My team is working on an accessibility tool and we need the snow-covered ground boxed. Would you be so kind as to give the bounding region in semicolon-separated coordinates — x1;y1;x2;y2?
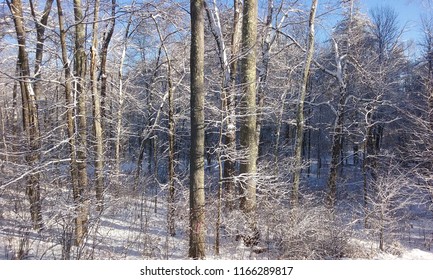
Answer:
1;162;433;260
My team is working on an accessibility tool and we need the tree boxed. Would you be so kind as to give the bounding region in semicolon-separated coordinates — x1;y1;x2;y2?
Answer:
90;0;105;212
189;0;206;259
239;0;258;237
256;0;288;155
370;5;399;63
204;0;244;253
363;5;402;214
0;0;430;261
56;0;79;247
292;0;318;207
152;13;177;237
226;0;242;211
421;15;433;128
73;0;89;245
364;162;417;251
29;0;54;101
100;0;116;131
315;1;373;209
204;0;241;213
6;0;48;231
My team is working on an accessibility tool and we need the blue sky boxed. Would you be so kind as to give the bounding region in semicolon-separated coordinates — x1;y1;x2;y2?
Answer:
359;0;427;44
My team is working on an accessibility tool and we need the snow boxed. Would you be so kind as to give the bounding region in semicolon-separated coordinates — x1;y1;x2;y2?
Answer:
1;163;433;260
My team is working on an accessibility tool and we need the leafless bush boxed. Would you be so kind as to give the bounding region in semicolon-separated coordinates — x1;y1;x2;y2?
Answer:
275;204;353;259
59;217;74;260
365;162;423;251
4;229;31;260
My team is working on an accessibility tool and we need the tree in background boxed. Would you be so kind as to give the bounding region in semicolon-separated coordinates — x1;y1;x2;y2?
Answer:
0;0;431;260
292;0;318;207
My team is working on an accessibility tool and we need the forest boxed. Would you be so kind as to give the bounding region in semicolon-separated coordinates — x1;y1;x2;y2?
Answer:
1;0;433;260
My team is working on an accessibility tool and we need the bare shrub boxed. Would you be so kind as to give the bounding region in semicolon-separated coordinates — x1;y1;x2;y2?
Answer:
365;162;423;251
276;204;353;259
4;229;31;260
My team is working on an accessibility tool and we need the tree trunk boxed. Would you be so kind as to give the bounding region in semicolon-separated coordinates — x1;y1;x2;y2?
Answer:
189;0;206;259
326;85;347;209
90;0;105;212
12;62;19;145
100;0;116;138
256;1;289;157
115;14;130;196
153;15;176;237
73;0;89;246
167;65;176;236
274;88;289;173
292;0;318;207
205;0;241;212
239;0;258;235
29;0;54;101
7;0;43;231
255;0;273;155
204;0;239;249
56;0;79;228
223;0;242;212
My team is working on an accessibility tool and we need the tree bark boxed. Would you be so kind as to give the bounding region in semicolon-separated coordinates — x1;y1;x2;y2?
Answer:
256;1;288;155
326;85;347;209
7;0;43;231
73;0;89;246
292;0;318;207
56;0;79;226
114;10;130;196
189;0;206;259
224;0;242;212
256;0;273;154
90;0;105;212
167;62;176;236
100;0;116;135
29;0;54;101
204;0;241;212
153;15;176;237
239;0;258;234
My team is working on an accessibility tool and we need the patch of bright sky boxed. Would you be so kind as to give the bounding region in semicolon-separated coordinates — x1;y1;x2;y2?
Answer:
360;0;426;43
313;0;430;57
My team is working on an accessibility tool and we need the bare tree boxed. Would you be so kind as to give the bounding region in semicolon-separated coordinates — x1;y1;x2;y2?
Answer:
6;0;44;230
189;0;206;259
205;0;242;212
370;5;399;63
256;0;288;154
421;15;433;128
292;0;318;207
204;0;245;253
152;13;177;237
239;0;259;240
113;1;131;195
73;0;90;245
56;0;79;240
100;0;116;129
365;161;418;251
363;5;402;216
90;0;105;212
29;0;54;100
